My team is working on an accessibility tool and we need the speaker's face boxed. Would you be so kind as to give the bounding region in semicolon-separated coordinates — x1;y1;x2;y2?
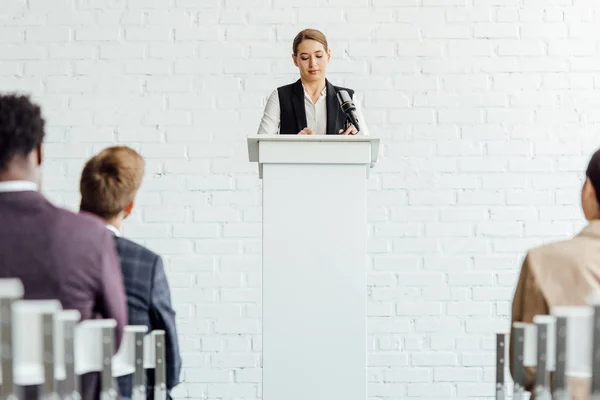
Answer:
293;40;331;82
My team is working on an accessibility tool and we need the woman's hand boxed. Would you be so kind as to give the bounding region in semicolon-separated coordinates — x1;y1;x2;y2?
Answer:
298;128;314;135
339;125;358;135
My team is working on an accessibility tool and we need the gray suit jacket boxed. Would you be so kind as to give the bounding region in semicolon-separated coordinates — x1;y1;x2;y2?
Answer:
113;235;181;399
0;190;128;399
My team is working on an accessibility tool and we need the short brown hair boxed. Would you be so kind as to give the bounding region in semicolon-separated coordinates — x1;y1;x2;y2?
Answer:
80;146;145;219
292;29;328;55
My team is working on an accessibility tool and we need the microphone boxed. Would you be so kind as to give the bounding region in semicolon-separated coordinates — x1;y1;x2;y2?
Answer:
336;89;360;132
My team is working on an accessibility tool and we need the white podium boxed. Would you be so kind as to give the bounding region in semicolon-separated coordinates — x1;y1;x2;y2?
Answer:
247;135;379;400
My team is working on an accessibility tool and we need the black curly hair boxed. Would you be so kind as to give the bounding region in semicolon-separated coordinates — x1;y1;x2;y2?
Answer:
0;93;45;172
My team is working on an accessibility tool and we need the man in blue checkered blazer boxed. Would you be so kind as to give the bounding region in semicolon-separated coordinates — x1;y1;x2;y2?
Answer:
79;146;182;400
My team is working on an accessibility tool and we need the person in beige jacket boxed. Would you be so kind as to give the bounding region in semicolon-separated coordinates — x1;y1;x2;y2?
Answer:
510;150;600;399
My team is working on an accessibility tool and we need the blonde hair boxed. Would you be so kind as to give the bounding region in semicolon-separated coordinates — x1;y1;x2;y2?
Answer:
292;28;328;55
79;146;145;219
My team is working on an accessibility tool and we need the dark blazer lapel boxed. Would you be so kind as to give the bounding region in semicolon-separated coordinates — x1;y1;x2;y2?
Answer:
291;79;307;133
326;79;340;135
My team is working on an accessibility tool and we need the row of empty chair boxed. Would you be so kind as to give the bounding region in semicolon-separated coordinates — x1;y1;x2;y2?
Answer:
495;296;600;399
0;279;167;400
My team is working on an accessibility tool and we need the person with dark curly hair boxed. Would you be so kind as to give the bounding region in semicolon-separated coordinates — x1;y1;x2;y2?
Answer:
0;94;45;182
0;93;128;400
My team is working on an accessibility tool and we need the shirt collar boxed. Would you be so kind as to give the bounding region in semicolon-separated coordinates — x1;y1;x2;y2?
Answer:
301;83;327;98
0;180;38;193
105;224;121;237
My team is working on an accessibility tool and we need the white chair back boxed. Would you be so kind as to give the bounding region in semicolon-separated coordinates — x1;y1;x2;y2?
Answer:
54;309;81;399
0;278;24;395
74;319;116;375
54;310;81;380
532;315;554;399
12;300;62;388
75;319;117;399
513;322;537;367
0;279;170;400
0;279;24;298
551;305;593;378
143;333;156;370
587;292;600;395
533;315;556;371
497;305;600;398
587;290;600;305
113;325;148;378
511;322;527;399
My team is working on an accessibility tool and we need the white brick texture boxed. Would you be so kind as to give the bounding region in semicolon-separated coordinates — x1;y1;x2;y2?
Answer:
2;1;599;399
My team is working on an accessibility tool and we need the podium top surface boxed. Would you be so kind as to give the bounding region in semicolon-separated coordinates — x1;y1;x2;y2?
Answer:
247;134;380;164
247;134;377;143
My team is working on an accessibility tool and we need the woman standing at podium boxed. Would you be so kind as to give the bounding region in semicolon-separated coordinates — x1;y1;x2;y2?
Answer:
256;29;370;136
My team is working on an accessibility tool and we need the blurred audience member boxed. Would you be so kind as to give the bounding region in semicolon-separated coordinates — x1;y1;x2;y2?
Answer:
510;149;600;398
0;94;127;399
80;146;181;400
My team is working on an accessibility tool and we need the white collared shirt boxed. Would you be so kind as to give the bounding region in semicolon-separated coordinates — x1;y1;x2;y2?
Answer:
105;224;121;237
256;85;370;136
0;180;37;193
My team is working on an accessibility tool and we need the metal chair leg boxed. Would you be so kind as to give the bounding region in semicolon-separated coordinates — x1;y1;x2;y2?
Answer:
153;332;166;400
512;326;525;400
495;333;506;400
100;327;117;400
132;331;146;400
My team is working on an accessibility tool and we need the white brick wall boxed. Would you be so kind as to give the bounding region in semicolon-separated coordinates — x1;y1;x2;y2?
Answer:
3;1;600;399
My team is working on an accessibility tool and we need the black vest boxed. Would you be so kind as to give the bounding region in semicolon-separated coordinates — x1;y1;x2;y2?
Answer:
277;79;355;135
